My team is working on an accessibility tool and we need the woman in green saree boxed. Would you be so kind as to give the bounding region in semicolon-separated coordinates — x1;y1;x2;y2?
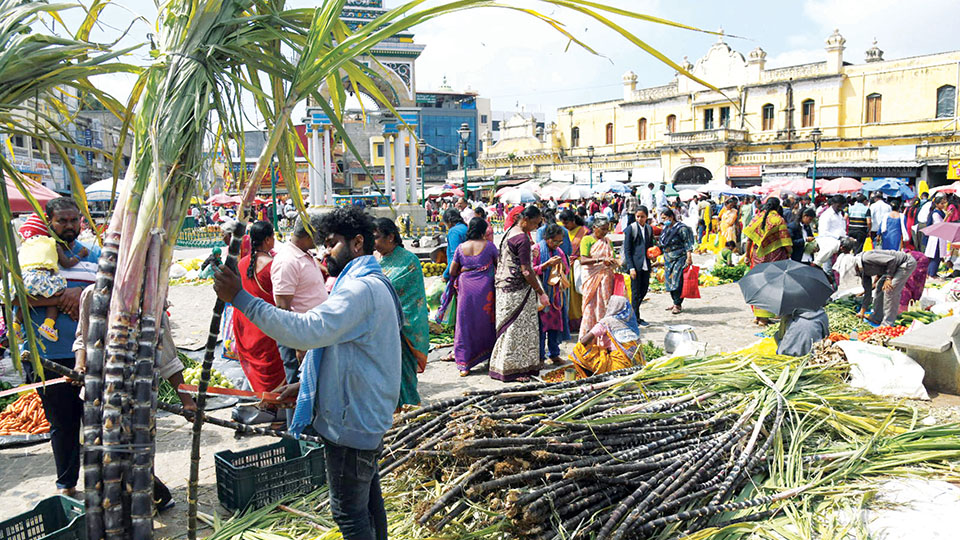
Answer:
374;218;430;408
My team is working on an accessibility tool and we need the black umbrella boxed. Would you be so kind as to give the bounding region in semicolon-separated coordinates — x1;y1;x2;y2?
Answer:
738;259;833;316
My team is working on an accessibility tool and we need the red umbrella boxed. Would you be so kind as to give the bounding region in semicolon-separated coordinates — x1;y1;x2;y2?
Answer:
6;176;60;214
821;177;863;195
921;222;960;243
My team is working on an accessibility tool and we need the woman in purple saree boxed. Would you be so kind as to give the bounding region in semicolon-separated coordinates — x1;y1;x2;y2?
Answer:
444;218;498;376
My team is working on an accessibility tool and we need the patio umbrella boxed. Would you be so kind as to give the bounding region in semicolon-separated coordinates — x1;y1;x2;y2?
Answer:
84;177;121;202
862;178;915;199
495;186;517;198
6;175;59;213
930;181;960;194
593;181;631;194
559;185;594;200
738;259;833;316
820;177;863;195
678;189;700;202
206;193;242;206
921;222;960;244
499;188;539;204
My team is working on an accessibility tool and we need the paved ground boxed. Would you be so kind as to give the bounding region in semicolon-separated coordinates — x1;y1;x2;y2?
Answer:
2;249;956;538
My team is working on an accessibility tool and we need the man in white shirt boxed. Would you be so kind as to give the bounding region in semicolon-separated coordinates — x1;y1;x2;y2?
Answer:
654;184;668;214
869;193;891;242
639;183;655;210
456;197;475;223
814;196;848;275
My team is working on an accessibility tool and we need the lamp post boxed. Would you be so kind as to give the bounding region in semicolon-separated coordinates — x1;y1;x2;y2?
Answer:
587;145;595;188
417;137;427;206
458;122;471;197
810;127;822;200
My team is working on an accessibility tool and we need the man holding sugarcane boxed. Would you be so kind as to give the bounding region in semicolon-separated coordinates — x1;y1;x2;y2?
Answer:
18;197;99;497
214;206;402;540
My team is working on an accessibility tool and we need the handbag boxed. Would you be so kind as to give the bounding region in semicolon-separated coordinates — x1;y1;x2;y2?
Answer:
681;265;701;299
548;264;570;290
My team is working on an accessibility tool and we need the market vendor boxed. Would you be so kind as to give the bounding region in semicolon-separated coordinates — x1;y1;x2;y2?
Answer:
774;308;829;356
569;297;643;378
842;239;918;326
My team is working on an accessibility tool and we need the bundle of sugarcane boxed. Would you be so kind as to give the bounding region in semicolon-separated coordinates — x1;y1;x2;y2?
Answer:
360;353;960;540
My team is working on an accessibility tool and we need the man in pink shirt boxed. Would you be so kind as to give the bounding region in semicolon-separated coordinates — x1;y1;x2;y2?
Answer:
272;213;329;386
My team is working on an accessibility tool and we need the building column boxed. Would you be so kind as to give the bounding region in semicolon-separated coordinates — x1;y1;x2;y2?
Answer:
395;130;407;204
319;126;329;205
408;131;418;204
383;134;393;201
323;127;333;205
308;127;318;206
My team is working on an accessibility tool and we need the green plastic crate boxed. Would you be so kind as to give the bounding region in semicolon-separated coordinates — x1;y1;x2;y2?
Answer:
215;438;325;512
0;496;85;540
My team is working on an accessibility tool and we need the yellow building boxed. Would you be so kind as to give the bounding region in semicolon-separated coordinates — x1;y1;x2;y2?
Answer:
479;30;960;188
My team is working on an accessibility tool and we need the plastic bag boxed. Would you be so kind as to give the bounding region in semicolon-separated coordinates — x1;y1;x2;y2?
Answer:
426;279;444;310
573;260;584;294
681;265;701;299
836;340;929;400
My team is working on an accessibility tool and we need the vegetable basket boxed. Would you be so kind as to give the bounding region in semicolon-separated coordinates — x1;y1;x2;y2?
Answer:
0;496;85;540
215;439;325;512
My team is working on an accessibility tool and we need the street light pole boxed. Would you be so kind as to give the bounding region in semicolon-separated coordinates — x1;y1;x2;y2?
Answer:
587;145;595;189
418;138;427;206
811;127;822;201
457;122;472;198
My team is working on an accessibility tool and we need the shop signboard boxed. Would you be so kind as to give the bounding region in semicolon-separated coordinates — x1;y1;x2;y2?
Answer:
949;159;960;180
726;165;761;178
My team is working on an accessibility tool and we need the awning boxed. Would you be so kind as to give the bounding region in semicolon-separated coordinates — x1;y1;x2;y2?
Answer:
806;161;921;179
493;168;510;177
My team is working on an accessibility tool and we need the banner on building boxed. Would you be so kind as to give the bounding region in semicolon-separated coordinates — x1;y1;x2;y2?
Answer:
726;165;762;178
949;159;960;180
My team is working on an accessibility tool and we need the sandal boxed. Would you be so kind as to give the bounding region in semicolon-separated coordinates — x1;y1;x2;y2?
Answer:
459;370;469;377
440;355;456;362
671;306;682;315
549;356;564;365
515;376;531;383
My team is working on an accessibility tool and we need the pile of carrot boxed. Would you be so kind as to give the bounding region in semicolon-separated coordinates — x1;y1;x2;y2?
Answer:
0;391;50;435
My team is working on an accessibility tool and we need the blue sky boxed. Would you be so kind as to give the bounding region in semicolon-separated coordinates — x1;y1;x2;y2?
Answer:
69;0;960;122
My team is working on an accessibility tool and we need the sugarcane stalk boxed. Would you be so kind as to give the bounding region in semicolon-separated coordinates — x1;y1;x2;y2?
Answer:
187;222;244;540
130;232;162;538
159;402;323;444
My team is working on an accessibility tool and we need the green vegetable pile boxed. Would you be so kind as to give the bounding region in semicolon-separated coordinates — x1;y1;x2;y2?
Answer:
640;340;665;361
429;324;454;346
710;264;748;283
0;381;17;411
762;299;871;337
896;309;941;327
158;353;235;404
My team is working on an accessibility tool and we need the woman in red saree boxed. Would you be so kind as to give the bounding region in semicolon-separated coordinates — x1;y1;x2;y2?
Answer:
233;221;286;393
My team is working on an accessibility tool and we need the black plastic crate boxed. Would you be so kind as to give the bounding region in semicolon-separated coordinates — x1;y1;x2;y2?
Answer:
215;438;325;512
0;496;85;540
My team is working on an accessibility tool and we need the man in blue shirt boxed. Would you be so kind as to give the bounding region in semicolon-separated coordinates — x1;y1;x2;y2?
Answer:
214;207;402;540
21;197;101;496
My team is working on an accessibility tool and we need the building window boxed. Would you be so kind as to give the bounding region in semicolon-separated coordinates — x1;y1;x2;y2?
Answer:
12;134;24;148
801;99;815;128
866;93;882;123
666;114;676;133
376;143;383;158
937;85;956;118
605;123;614;145
719;106;730;128
480;114;488;124
637;118;647;140
703;109;714;130
762;104;775;130
571;127;580;147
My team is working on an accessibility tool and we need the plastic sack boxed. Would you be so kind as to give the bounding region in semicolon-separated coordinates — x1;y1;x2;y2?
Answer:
426;279;445;310
681;265;701;299
836;340;929;400
169;263;187;278
573;260;584;294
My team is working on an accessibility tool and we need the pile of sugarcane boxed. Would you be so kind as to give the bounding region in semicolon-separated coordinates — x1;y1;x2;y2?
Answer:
360;353;960;540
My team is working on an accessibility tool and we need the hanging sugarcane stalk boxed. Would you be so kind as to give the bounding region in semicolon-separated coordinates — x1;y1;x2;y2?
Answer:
187;225;244;540
81;224;120;540
130;232;163;538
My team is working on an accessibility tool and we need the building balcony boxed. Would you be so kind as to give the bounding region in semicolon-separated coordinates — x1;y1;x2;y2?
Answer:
729;146;878;166
916;141;960;163
666;128;747;146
